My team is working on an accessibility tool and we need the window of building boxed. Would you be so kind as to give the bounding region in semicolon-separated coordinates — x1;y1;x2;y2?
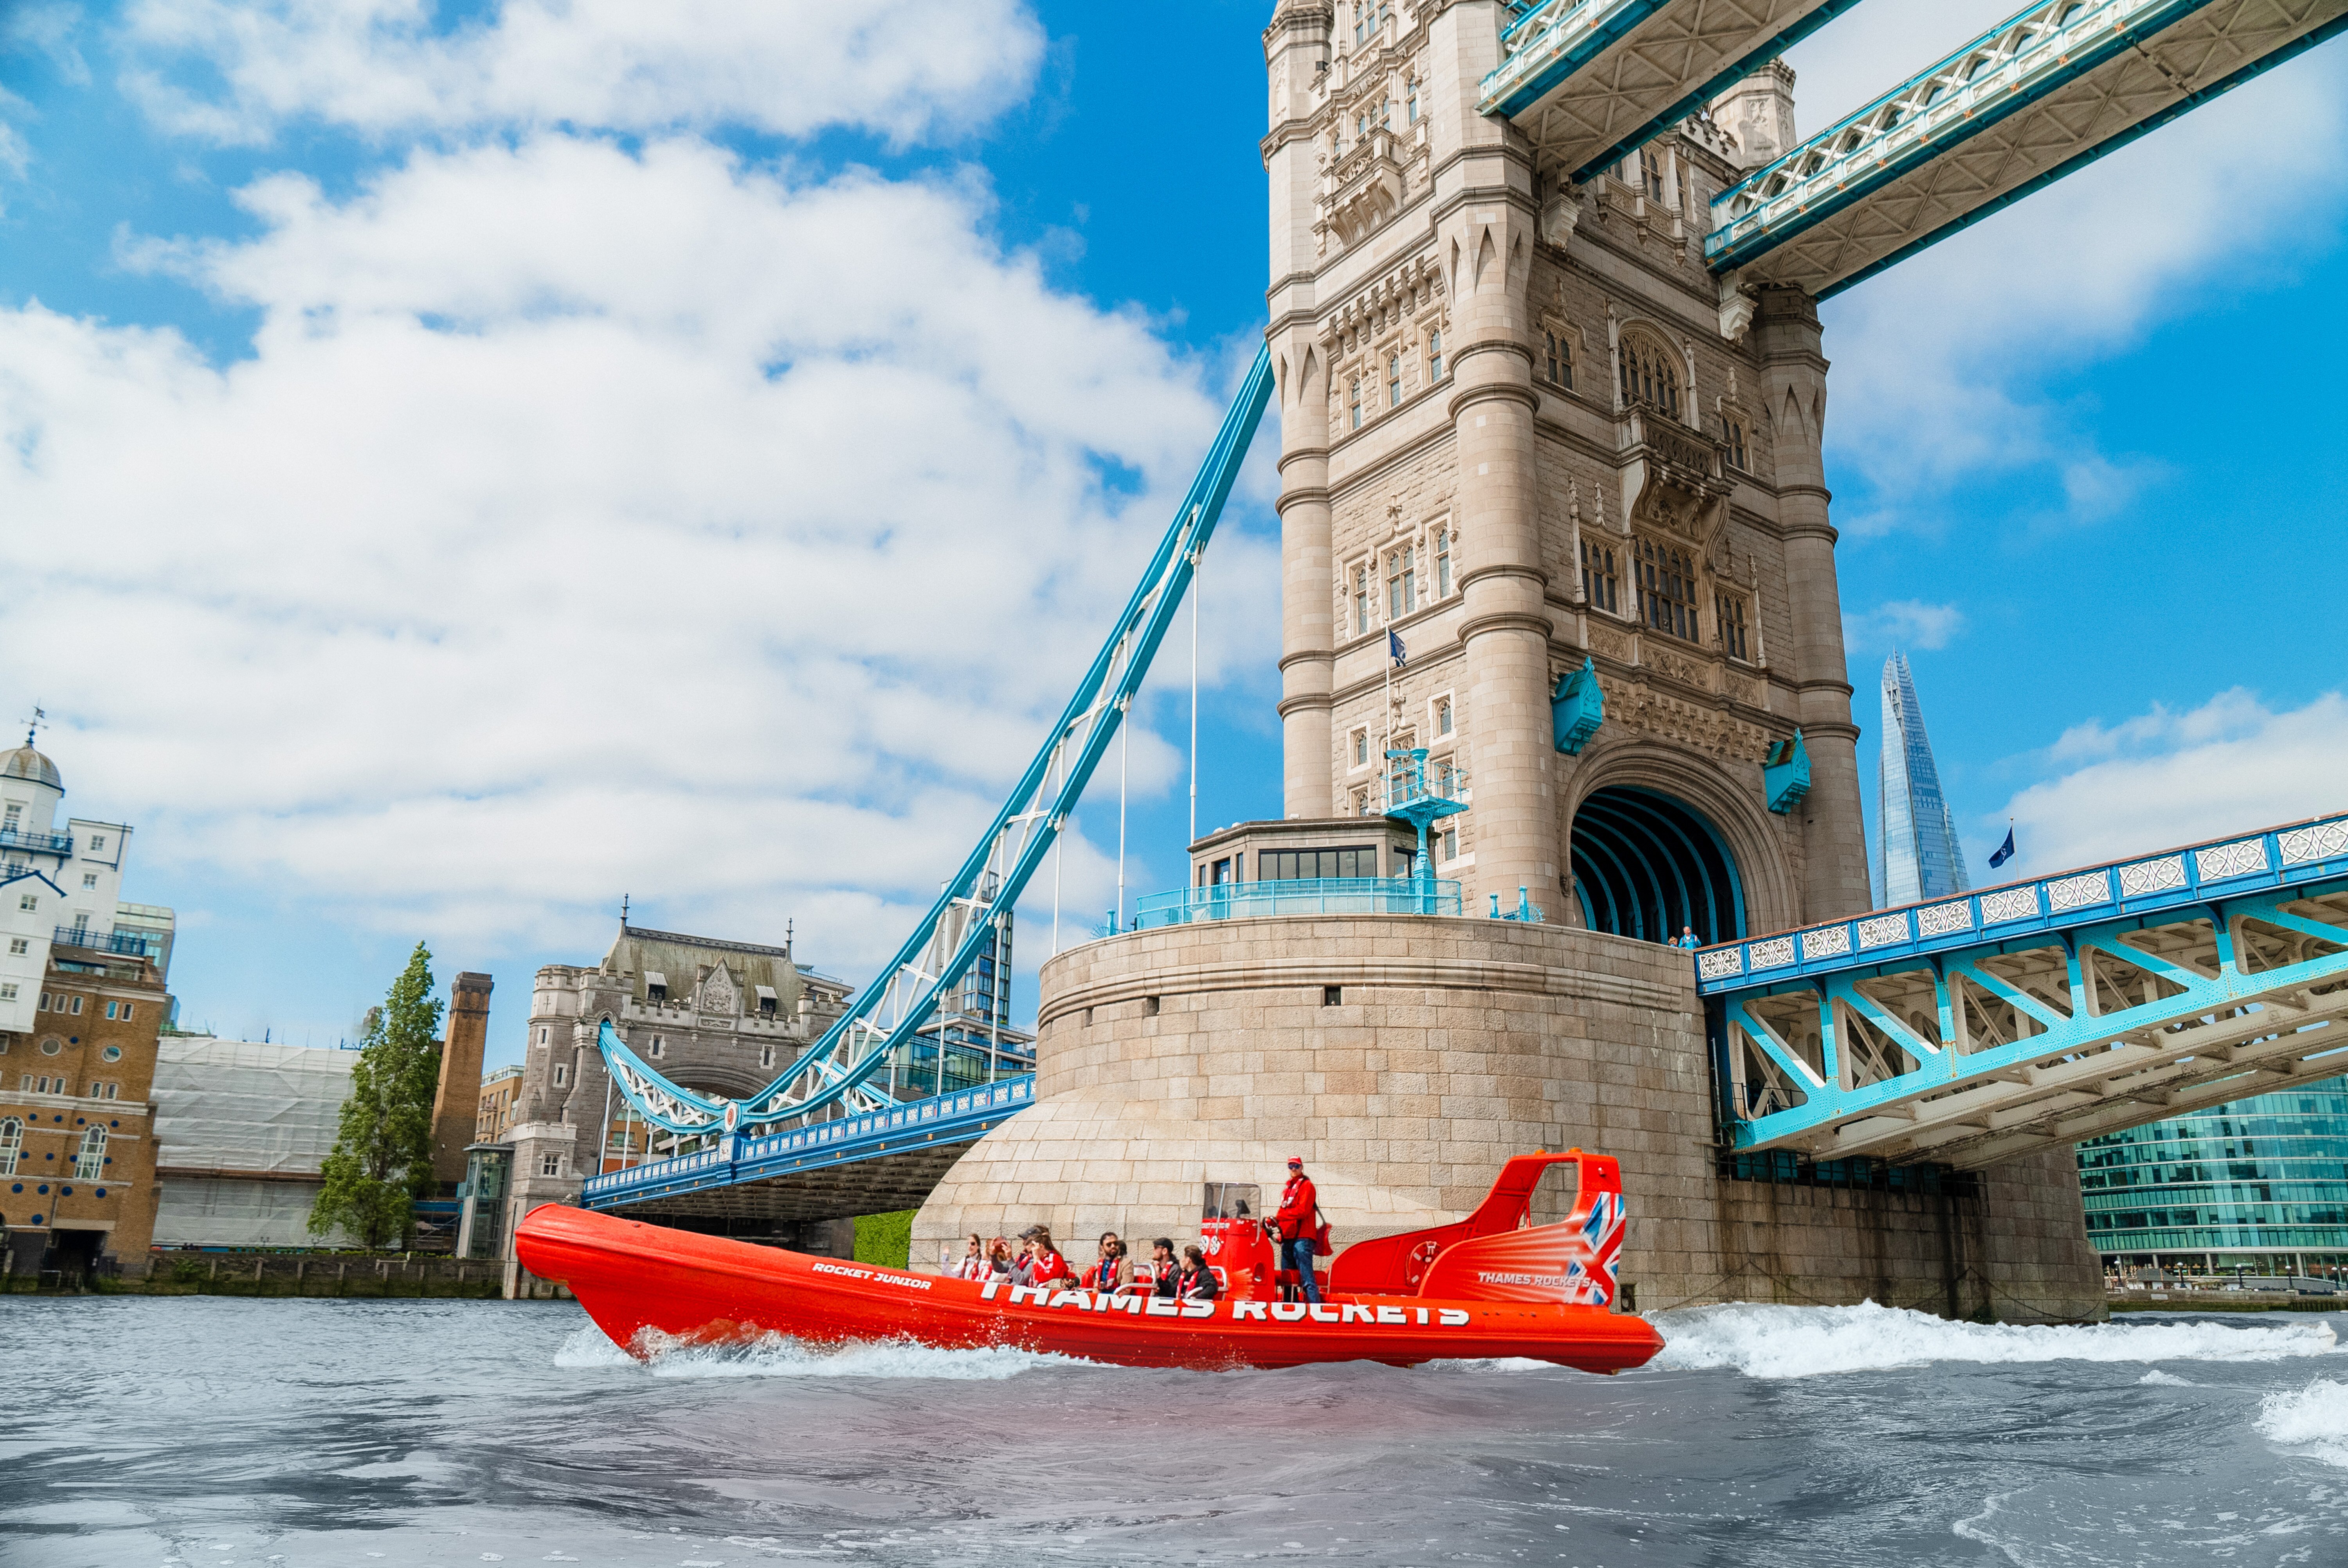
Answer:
1353;788;1372;817
1352;729;1370;768
1352;564;1371;634
1440;827;1460;863
1718;594;1750;661
18;894;34;912
81;874;97;890
7;938;24;955
1722;413;1749;470
1436;697;1453;736
1353;2;1368;44
119;1004;132;1022
1618;334;1682;418
1426;331;1444;383
92;1081;117;1100
40;1036;60;1056
1644;155;1668;205
761;1044;775;1069
1636;538;1698;641
1386;545;1415;620
1581;539;1619;614
0;1116;19;1174
67;996;82;1016
2;804;17;827
0;984;13;1003
648;1036;664;1058
1406;80;1418;123
1349;377;1363;429
89;834;105;850
540;1153;562;1177
1435;529;1452;597
1259;845;1380;881
36;992;49;1011
1387;352;1402;408
101;1045;120;1062
552;1063;568;1088
538;1027;548;1045
74;1126;105;1179
1543;329;1573;388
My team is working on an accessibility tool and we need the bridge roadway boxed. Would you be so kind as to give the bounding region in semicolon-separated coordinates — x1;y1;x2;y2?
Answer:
1481;0;1863;180
1703;0;2348;297
1700;812;2348;1171
582;1077;1033;1223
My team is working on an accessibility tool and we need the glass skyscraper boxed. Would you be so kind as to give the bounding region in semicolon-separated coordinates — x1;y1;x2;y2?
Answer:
1873;651;1970;906
2077;1082;2348;1267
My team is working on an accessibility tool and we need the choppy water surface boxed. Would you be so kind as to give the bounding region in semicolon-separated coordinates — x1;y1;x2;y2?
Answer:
6;1296;2348;1567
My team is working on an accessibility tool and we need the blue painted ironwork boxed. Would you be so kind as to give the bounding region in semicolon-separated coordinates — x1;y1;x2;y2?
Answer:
1704;0;2348;291
1552;657;1604;754
1383;745;1469;906
1762;728;1810;815
1697;813;2348;1167
52;926;160;959
0;827;72;857
1490;888;1547;922
1134;876;1465;930
1480;0;1869;183
582;1076;1034;1210
1572;786;1745;944
589;349;1274;1149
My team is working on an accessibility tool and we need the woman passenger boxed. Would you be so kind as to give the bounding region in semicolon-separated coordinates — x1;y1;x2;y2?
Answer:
953;1233;989;1281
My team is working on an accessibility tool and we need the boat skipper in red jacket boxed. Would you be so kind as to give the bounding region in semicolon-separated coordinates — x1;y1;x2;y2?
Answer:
1272;1156;1323;1304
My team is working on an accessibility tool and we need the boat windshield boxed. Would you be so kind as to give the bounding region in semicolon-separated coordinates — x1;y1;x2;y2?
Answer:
1202;1181;1260;1221
1528;1160;1581;1226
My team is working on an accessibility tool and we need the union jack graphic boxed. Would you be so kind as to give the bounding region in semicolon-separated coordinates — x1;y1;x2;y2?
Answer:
1559;1190;1625;1306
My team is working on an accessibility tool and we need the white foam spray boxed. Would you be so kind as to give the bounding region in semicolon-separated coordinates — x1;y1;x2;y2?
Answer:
1651;1301;2339;1380
551;1322;1079;1381
2257;1377;2348;1469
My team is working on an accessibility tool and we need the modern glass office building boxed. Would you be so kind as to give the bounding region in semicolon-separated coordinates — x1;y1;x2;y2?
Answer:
1873;651;1971;907
2077;1081;2348;1268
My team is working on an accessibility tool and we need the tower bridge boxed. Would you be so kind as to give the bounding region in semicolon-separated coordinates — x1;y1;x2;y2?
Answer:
546;0;2344;1320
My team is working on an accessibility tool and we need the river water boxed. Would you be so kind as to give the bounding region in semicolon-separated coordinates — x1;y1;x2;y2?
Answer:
5;1296;2347;1568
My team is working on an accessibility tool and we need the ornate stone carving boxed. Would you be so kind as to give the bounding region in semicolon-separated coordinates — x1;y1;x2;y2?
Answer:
696;964;738;1018
1603;677;1771;765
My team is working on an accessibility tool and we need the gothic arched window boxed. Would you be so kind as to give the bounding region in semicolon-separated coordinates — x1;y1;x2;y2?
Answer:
1618;333;1682;419
73;1125;105;1180
1635;538;1697;641
0;1116;20;1176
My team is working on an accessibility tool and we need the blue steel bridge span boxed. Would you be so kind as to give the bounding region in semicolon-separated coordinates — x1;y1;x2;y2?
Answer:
575;3;2348;1221
1699;815;2348;1172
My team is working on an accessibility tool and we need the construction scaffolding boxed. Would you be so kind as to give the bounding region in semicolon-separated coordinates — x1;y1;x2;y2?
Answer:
151;1037;359;1248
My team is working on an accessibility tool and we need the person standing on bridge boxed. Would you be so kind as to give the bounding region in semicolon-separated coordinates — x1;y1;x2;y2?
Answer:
1273;1157;1323;1305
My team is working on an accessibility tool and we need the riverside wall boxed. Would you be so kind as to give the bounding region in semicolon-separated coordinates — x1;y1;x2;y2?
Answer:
911;916;2106;1323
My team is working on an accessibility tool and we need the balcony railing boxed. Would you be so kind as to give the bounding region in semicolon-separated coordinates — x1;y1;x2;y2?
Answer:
0;827;72;856
1133;876;1463;929
52;926;161;958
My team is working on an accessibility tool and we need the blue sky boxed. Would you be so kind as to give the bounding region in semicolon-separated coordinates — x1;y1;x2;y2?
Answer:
1;2;2342;1065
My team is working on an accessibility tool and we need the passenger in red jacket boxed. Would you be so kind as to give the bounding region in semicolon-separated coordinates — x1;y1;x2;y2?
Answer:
1272;1156;1323;1304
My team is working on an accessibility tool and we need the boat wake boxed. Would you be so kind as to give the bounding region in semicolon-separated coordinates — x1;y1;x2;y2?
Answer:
2259;1377;2348;1469
552;1322;1082;1381
1650;1300;2340;1379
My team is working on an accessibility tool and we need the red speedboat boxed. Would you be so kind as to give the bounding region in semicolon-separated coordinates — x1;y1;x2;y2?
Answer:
516;1149;1664;1373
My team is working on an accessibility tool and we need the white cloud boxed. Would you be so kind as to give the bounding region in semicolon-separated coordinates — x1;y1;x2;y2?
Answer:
1846;598;1965;654
1992;689;2348;875
1782;10;2348;516
118;0;1046;144
0;131;1278;966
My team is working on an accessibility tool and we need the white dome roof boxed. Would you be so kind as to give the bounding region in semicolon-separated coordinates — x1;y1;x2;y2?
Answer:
1;742;60;792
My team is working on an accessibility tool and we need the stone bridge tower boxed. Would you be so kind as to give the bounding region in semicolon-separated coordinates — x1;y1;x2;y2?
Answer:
1266;0;1869;938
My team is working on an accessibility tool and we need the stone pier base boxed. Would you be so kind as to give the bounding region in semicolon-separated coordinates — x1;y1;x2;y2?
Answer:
912;917;2105;1323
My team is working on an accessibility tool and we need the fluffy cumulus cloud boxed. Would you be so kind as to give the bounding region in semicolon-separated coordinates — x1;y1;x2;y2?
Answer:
1783;5;2348;524
119;0;1046;144
0;8;1277;971
1990;689;2348;875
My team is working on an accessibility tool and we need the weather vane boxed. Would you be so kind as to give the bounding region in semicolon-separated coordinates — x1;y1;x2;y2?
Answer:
22;704;44;748
621;893;630;926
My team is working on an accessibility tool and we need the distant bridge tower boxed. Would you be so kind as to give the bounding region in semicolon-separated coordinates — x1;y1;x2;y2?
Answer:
1266;0;1870;939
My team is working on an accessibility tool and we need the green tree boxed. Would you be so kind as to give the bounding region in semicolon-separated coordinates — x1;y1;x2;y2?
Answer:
310;942;445;1249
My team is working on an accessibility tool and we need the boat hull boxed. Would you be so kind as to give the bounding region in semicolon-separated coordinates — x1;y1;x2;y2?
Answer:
517;1205;1664;1373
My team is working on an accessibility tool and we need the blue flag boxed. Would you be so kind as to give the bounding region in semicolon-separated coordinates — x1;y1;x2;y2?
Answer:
1988;827;2016;869
1388;630;1405;667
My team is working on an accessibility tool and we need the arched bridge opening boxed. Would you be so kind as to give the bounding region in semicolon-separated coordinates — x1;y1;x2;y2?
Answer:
1570;787;1746;946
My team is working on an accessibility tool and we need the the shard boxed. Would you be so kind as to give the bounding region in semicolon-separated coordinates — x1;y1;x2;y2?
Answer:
1873;651;1970;906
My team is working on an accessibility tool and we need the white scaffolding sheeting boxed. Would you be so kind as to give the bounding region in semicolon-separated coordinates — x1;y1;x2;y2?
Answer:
152;1038;356;1174
151;1039;361;1249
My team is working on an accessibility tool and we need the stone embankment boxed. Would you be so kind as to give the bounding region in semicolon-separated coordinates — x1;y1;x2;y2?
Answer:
4;1251;511;1298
